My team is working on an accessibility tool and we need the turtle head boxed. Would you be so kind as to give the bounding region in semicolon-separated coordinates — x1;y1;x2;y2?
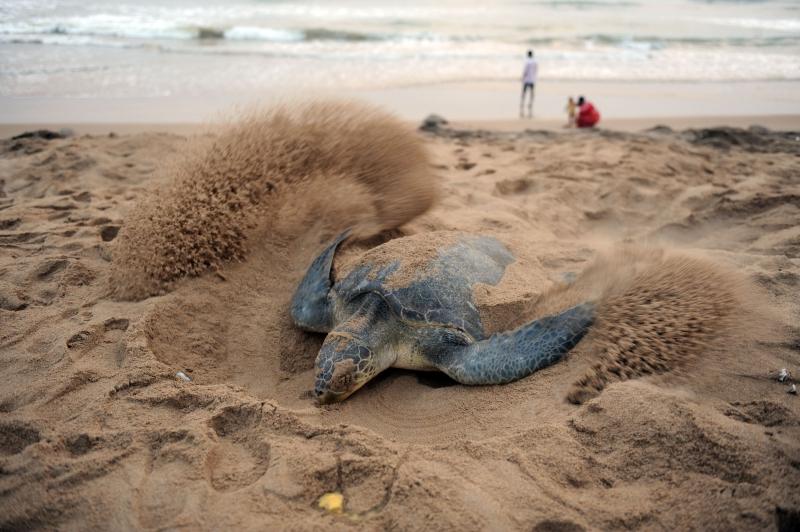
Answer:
314;333;377;404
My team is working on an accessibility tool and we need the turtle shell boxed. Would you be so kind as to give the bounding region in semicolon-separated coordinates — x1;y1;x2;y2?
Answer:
332;232;514;340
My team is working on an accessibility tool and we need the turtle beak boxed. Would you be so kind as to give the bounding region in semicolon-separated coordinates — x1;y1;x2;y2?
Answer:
315;388;353;405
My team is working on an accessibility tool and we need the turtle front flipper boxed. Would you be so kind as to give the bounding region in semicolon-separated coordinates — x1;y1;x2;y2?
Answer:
437;303;595;385
291;230;350;332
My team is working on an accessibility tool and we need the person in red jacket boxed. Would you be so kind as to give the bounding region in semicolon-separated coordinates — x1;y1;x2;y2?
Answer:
575;96;600;128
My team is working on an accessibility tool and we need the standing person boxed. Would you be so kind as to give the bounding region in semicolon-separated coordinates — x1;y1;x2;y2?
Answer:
520;50;538;118
565;96;576;127
575;96;600;128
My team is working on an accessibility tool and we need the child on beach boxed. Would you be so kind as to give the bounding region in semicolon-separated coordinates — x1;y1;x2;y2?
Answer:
575;96;600;128
565;97;576;127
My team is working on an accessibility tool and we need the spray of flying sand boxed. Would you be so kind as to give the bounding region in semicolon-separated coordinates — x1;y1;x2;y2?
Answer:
109;101;439;300
527;246;773;403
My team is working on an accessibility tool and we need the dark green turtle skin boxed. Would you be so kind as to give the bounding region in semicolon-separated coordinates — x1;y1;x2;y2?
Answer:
291;231;594;404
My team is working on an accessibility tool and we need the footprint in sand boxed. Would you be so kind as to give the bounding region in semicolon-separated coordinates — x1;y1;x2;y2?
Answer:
205;405;271;492
135;430;202;528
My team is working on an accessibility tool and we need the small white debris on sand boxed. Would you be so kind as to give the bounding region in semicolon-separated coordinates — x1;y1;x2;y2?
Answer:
788;384;797;395
176;371;192;382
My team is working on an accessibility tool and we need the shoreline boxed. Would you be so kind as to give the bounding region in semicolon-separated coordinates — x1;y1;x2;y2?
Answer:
1;113;798;139
2;79;800;127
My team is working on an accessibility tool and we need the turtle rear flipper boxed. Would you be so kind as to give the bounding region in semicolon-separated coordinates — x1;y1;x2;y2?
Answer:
291;230;350;332
438;303;594;385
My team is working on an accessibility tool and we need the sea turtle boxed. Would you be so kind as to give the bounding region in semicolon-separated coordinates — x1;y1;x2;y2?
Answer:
291;231;594;404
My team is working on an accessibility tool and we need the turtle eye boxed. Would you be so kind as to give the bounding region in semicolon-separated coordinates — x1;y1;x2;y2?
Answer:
329;358;357;392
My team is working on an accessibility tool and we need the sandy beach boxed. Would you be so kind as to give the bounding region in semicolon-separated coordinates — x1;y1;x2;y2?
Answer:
1;101;799;530
3;0;800;528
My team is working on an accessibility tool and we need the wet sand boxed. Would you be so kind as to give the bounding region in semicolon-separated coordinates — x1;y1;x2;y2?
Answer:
3;79;800;125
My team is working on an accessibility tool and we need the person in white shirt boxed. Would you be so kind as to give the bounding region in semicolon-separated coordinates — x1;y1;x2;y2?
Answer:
520;50;538;118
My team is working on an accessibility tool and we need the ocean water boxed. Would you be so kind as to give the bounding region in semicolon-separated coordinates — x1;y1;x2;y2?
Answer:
1;0;799;99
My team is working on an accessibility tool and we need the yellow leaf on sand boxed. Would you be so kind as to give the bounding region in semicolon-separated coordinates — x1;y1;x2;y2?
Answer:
318;492;344;514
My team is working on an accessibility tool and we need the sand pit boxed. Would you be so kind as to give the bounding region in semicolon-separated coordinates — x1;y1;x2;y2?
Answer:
1;110;799;530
